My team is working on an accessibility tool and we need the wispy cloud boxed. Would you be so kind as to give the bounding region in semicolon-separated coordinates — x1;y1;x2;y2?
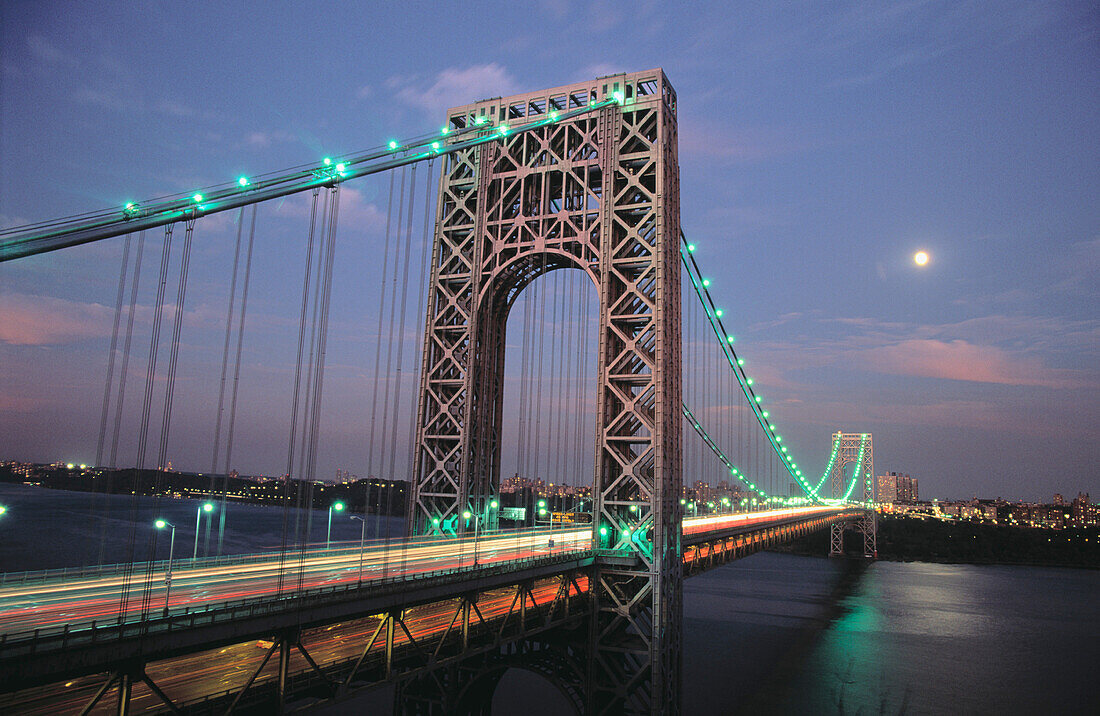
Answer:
859;338;1088;389
245;130;298;149
395;63;521;114
0;293;112;345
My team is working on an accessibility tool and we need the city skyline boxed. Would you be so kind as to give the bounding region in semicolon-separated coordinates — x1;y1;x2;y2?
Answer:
1;1;1097;502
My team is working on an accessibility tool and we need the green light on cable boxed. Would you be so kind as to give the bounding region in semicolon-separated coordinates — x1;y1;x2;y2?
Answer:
192;193;203;203
237;176;250;187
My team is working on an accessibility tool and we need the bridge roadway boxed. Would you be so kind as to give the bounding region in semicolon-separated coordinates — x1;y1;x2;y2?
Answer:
0;506;860;712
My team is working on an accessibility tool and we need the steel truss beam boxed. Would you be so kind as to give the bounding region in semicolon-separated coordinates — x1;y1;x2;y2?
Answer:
181;573;589;714
410;68;681;715
682;516;839;577
76;664;180;716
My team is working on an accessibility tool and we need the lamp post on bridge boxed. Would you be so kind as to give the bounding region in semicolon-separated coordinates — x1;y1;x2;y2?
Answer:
154;519;176;617
326;501;345;548
192;501;214;560
350;515;367;585
462;510;481;567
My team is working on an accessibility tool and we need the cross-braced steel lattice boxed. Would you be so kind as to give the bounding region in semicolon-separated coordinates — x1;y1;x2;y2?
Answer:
410;69;681;714
827;431;877;557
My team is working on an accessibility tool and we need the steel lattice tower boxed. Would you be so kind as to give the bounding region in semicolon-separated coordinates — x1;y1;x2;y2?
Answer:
409;69;681;714
827;431;877;557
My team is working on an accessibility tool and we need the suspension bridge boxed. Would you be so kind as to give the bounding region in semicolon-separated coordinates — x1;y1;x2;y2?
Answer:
0;69;876;715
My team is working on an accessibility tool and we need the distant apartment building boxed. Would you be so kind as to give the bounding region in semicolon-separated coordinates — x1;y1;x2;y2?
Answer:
877;472;919;503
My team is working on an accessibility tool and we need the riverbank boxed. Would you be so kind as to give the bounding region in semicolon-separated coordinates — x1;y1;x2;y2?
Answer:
776;514;1100;570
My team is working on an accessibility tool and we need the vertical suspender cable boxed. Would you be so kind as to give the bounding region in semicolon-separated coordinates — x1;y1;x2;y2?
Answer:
142;217;196;618
109;231;146;470
378;168;407;494
118;223;173;623
211;210;246;476
295;190;331;546
278;189;320;594
301;186;341;539
218;205;258;556
532;253;547;484
93;234;130;567
101;231;143;566
366;172;396;491
405;160;435;538
547;272;561;484
561;270;576;487
96;234;131;468
385;164;416;532
516;278;532;481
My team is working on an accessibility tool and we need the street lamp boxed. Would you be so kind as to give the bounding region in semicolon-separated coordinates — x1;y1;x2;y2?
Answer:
537;501;557;550
154;519;176;617
0;505;7;516
350;515;367;585
326;501;345;548
193;501;214;559
463;510;481;566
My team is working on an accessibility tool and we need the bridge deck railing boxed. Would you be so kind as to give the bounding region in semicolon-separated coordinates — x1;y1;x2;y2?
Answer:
0;547;597;656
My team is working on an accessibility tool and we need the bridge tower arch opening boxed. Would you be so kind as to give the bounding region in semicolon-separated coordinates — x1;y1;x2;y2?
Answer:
409;69;682;713
496;265;599;528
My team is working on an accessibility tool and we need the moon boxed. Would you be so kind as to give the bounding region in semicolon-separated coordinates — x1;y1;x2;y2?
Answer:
914;250;930;266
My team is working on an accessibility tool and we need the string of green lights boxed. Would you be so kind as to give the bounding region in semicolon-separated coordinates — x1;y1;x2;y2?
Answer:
679;235;859;503
0;94;626;262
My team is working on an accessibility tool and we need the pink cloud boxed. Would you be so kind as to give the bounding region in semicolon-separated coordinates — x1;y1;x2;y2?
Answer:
859;339;1089;389
396;64;520;114
0;293;112;345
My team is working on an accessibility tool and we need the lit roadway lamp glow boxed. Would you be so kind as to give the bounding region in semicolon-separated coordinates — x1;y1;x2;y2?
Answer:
192;501;215;560
154;519;176;617
326;501;345;548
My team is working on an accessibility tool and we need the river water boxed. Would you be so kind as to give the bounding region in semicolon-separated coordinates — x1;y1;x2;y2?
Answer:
1;483;1096;714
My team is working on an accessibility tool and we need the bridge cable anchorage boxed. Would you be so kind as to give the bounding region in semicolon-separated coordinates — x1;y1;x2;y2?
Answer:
0;98;622;262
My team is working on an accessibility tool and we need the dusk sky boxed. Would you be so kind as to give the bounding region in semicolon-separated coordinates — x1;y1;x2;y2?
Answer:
1;1;1097;502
